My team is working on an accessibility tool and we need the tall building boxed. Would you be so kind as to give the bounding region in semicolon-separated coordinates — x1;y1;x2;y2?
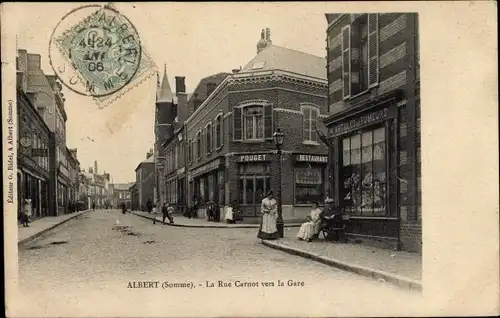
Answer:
184;28;329;220
323;13;420;252
17;49;71;216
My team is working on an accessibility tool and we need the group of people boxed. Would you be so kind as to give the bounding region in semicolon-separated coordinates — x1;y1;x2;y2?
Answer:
257;192;342;242
146;199;175;225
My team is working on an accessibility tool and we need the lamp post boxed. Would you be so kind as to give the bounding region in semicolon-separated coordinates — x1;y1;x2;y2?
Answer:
273;128;285;238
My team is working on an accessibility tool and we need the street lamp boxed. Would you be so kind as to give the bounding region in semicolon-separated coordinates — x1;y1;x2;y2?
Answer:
273;127;285;238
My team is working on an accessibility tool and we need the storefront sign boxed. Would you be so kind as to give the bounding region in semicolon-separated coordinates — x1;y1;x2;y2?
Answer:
191;159;221;177
295;169;323;185
236;154;269;162
31;148;48;157
332;108;389;135
20;136;32;148
295;154;328;163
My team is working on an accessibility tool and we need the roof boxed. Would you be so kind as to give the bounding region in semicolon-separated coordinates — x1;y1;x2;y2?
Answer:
81;171;93;180
187;72;231;103
157;64;175;103
240;45;326;80
135;155;155;171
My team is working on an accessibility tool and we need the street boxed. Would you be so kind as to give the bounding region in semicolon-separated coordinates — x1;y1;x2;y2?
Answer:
17;210;423;317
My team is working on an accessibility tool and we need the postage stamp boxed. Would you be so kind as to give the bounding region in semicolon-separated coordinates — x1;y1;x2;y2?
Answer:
49;4;155;106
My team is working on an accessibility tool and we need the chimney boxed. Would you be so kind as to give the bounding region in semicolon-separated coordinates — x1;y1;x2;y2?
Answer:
177;92;188;124
94;160;98;175
266;28;272;44
175;76;186;94
17;50;28;91
89;167;93;174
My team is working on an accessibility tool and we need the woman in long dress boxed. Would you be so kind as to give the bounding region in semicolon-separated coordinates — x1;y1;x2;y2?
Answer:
296;202;322;242
257;191;280;240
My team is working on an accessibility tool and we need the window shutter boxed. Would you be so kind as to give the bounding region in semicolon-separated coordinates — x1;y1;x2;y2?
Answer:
341;25;351;99
233;107;242;141
220;115;224;147
350;21;361;95
263;103;273;139
302;108;310;141
312;109;318;142
368;13;379;87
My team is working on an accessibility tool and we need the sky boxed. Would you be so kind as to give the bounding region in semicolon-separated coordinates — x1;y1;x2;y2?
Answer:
10;2;329;183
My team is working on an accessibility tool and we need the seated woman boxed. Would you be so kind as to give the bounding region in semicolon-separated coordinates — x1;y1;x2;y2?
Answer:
296;202;322;242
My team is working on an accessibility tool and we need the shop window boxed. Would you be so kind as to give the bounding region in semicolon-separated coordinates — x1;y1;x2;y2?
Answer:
238;164;271;205
295;165;325;205
233;101;273;142
301;105;319;143
215;113;223;149
341;126;386;216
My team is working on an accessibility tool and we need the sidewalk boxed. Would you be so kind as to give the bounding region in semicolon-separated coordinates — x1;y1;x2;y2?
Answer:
262;227;422;291
131;210;301;228
18;210;89;245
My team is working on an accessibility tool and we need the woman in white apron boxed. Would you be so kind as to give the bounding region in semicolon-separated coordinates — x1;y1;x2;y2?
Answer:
257;191;279;240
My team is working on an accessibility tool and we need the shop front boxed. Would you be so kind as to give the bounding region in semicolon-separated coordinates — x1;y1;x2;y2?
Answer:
57;163;71;215
235;154;272;217
293;154;328;210
325;91;403;248
190;158;225;218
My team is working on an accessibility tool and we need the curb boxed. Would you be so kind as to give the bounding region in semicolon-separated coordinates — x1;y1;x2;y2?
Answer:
261;240;422;292
131;212;301;229
18;210;89;246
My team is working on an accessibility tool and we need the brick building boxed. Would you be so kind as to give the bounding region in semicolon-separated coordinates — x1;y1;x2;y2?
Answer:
323;13;420;252
111;183;133;209
16;87;52;219
134;150;155;211
158;70;228;215
184;28;329;220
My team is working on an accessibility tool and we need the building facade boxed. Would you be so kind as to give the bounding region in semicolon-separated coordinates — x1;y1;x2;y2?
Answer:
111;183;133;209
129;183;139;211
184;29;329;220
67;148;80;211
16;87;52;218
135;151;155;211
323;13;421;252
78;171;90;210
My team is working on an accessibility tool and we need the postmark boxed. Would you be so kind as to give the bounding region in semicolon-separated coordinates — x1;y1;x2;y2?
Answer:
49;4;143;98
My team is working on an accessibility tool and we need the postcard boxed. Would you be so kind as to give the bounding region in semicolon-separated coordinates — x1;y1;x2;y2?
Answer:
2;2;498;317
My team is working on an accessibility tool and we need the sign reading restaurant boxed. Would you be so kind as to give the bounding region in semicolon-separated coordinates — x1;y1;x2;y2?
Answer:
331;108;389;136
294;154;328;163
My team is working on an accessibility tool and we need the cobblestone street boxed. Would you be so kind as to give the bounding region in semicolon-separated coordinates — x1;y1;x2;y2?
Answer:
17;210;423;317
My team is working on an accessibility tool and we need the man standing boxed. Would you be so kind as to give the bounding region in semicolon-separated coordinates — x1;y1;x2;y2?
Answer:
146;198;153;213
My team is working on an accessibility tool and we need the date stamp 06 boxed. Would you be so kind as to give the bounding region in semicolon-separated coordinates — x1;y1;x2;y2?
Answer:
127;280;305;290
49;4;141;98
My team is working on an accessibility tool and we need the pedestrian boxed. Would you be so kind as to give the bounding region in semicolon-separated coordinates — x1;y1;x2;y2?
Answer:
191;196;198;219
257;191;279;240
92;202;95;211
21;198;32;227
152;203;157;224
163;203;174;224
146;198;153;213
224;202;235;224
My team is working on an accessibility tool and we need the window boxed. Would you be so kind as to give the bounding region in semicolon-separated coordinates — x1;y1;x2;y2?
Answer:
342;14;379;99
187;139;192;163
215;114;223;149
295;165;325;205
233;101;273;142
302;105;319;143
196;131;201;159
206;122;212;154
341;126;387;216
